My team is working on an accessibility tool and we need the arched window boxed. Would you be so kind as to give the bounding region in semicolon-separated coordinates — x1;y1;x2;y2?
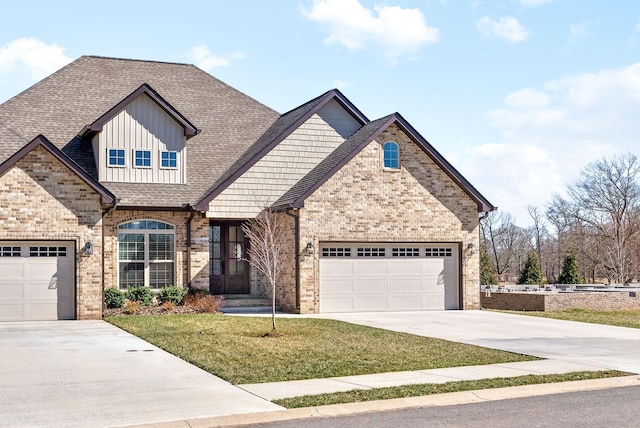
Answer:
383;141;399;169
118;220;175;289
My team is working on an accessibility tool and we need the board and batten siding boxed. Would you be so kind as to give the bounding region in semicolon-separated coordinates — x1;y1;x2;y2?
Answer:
92;94;187;184
206;99;361;218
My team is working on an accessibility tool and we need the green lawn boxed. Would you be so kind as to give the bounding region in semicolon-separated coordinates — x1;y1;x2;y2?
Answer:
503;309;640;329
106;314;536;384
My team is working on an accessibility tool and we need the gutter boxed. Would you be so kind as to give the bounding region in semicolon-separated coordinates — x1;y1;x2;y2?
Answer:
284;208;300;312
185;205;196;289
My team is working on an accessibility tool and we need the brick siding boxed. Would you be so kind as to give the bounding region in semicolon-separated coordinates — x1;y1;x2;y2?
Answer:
0;146;104;319
275;124;482;313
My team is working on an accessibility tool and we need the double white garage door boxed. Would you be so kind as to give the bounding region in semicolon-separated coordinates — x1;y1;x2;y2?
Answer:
319;243;459;313
0;241;75;321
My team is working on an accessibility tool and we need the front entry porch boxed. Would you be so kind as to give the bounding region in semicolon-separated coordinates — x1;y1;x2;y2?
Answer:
209;222;250;295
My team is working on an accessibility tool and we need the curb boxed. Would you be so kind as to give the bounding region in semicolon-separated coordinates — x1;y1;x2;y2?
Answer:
121;375;640;428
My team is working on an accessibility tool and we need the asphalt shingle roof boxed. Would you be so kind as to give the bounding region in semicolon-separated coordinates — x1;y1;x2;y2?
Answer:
0;55;280;208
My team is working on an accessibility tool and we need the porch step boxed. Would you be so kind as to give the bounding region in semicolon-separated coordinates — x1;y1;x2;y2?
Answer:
220;297;281;314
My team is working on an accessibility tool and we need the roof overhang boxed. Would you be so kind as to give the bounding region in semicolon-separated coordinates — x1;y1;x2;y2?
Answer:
0;134;117;205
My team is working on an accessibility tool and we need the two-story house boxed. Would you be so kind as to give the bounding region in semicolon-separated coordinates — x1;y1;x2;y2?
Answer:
0;56;494;321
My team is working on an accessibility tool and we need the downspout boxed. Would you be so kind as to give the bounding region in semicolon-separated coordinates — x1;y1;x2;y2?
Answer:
101;200;118;317
284;208;300;312
186;205;196;289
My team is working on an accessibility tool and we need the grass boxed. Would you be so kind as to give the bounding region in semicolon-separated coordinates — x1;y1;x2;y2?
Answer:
502;309;640;329
106;314;537;384
273;370;629;408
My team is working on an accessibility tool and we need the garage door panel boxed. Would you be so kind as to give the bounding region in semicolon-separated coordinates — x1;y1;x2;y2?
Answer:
320;243;458;313
353;261;388;275
0;282;25;299
390;278;422;292
389;296;423;310
353;278;386;293
353;296;387;311
1;305;24;321
0;241;75;321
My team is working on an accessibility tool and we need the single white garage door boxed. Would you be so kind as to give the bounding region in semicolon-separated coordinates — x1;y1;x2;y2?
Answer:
319;243;459;313
0;242;75;321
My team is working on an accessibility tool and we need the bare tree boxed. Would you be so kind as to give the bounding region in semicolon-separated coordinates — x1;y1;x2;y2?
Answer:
481;212;526;281
242;207;287;331
547;153;640;284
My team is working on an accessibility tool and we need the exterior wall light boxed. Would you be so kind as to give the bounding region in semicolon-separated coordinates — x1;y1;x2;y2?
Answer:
307;242;315;254
467;242;478;255
84;241;93;256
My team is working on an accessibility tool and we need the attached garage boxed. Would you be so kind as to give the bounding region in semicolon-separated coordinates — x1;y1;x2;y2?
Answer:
319;243;459;313
0;242;75;321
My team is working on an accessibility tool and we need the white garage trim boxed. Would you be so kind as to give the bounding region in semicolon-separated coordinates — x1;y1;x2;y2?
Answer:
0;241;75;321
319;243;459;313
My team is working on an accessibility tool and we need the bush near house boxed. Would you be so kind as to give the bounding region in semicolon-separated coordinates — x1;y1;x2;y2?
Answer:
104;287;125;309
157;286;186;305
125;286;154;306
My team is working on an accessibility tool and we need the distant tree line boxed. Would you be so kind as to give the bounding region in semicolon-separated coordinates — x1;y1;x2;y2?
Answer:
481;153;640;286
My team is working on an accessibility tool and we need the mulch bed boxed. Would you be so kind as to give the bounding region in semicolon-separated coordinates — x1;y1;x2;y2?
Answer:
103;305;201;317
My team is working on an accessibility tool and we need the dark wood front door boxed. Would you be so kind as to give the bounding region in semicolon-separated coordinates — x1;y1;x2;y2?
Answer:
210;222;250;294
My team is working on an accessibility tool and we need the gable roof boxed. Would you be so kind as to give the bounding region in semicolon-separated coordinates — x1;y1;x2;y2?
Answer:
78;83;199;139
0;135;116;205
193;89;368;211
0;55;280;208
273;113;496;213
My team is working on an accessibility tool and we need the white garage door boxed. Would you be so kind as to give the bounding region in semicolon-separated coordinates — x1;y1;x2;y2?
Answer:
319;243;459;313
0;242;75;321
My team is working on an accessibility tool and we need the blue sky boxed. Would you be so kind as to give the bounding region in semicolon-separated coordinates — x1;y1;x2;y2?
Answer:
2;0;640;226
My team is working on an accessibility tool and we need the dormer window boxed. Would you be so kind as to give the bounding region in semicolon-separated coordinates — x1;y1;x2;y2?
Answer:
383;141;400;169
108;149;125;167
161;151;177;169
134;150;151;168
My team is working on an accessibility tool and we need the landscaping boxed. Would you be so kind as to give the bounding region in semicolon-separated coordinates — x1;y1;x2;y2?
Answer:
505;309;640;329
106;314;538;384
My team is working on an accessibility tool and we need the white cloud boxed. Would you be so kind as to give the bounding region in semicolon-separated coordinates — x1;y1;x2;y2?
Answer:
504;88;551;109
302;0;440;64
457;62;640;226
187;45;245;71
568;21;591;44
477;16;530;43
0;38;71;79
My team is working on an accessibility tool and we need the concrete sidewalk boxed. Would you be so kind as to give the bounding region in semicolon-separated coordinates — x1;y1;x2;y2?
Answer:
237;359;603;400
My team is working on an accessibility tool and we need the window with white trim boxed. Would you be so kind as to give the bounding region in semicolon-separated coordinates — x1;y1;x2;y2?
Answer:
321;247;352;257
425;248;452;257
357;247;386;257
118;220;175;289
0;246;21;257
392;247;420;257
383;141;399;169
161;151;177;168
108;149;126;167
134;150;151;168
29;246;67;257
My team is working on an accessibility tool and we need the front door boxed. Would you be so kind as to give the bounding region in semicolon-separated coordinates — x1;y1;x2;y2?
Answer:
210;222;250;294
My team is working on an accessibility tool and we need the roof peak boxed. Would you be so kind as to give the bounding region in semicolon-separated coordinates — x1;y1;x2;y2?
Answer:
81;55;194;67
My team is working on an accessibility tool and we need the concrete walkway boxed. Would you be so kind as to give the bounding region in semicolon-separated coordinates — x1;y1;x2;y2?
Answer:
238;359;599;400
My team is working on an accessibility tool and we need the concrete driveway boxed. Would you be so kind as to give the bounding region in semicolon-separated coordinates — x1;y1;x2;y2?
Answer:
0;321;281;428
315;310;640;374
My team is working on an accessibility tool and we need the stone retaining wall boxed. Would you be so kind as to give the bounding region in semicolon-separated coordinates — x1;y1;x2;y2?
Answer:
481;291;640;311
